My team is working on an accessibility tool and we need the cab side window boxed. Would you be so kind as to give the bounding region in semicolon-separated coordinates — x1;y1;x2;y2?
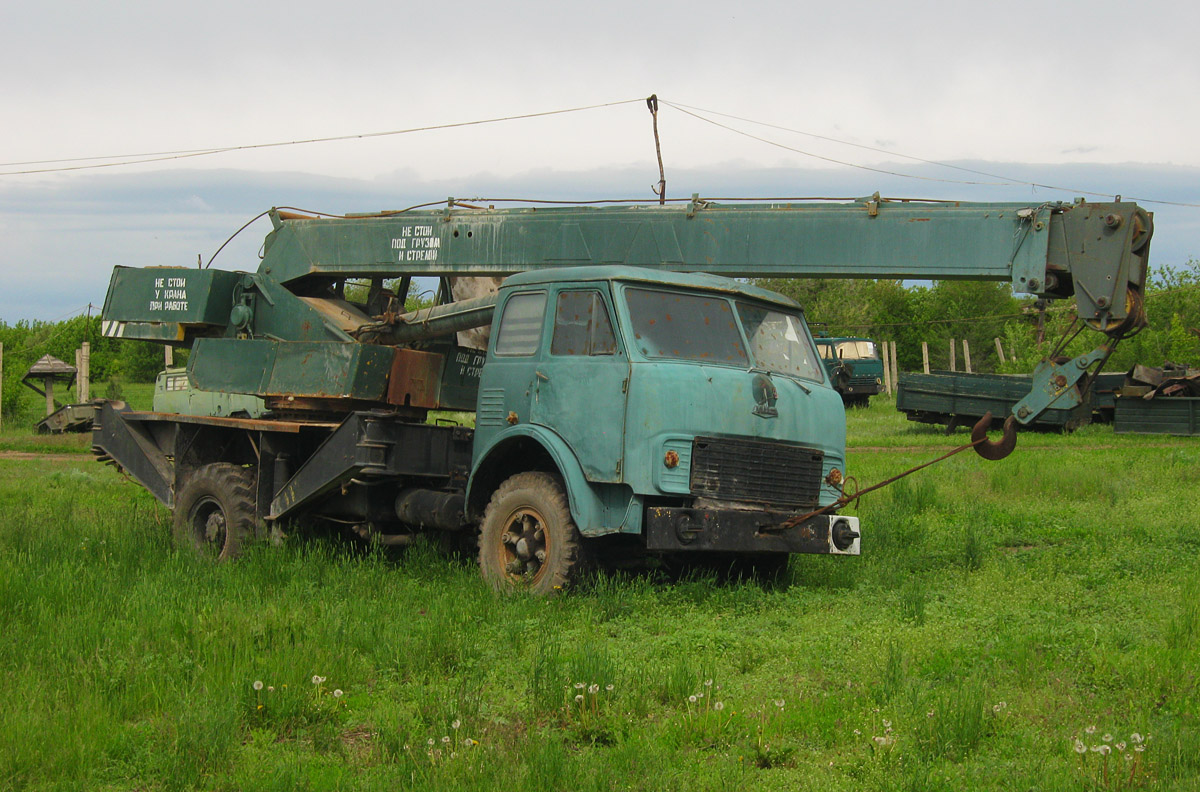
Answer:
551;290;617;356
494;292;547;356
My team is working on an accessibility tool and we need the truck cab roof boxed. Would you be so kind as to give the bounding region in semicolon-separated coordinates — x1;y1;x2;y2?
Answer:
502;265;802;310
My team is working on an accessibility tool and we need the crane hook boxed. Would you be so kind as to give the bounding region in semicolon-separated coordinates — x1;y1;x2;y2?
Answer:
971;412;1018;461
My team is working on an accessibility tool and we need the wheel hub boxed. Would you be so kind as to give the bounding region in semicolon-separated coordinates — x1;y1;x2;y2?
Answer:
499;509;548;582
189;495;228;553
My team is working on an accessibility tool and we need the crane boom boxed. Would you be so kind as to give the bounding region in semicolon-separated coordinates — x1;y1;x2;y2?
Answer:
263;195;1150;333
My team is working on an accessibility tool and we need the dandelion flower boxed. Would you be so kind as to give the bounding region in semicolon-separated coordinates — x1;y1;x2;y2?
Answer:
1135;745;1145;753
268;686;275;692
574;682;585;689
605;684;614;691
854;729;861;736
704;679;713;687
450;752;457;759
882;720;891;729
312;675;322;685
467;738;479;747
927;710;935;718
1103;733;1113;743
1130;733;1143;744
427;738;434;747
451;719;460;730
588;684;599;694
1085;725;1096;734
714;702;724;711
441;735;450;744
1116;742;1126;752
992;704;1002;714
775;699;785;709
575;694;584;703
1091;745;1101;753
1098;745;1111;756
333;689;343;698
253;680;264;691
1125;753;1134;762
1074;740;1086;754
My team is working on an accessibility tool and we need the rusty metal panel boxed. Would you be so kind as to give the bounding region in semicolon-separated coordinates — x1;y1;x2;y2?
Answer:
387;348;444;408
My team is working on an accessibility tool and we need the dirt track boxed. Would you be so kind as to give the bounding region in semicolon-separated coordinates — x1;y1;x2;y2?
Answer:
0;451;91;462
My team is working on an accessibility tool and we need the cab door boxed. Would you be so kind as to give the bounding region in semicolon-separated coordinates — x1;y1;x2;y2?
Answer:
473;289;548;459
529;288;629;483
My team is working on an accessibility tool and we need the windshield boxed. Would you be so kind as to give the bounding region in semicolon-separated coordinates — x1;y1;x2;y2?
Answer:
737;302;825;382
625;288;748;364
837;340;878;360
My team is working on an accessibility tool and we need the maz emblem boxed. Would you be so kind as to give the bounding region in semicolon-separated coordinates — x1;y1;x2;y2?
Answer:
752;373;778;418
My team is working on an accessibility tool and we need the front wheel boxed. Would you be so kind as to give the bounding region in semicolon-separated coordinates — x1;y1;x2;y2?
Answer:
173;463;257;560
478;472;582;595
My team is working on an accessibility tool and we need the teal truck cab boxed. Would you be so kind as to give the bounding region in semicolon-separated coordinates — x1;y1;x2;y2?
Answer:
469;267;856;589
814;335;884;406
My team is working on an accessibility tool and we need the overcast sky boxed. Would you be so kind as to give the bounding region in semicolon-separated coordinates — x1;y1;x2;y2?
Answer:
3;0;1199;320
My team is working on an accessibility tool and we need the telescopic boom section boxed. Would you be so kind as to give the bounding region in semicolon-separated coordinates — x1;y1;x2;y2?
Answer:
265;196;1151;337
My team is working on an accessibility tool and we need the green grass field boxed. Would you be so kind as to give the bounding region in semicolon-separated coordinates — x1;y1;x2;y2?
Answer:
1;399;1197;791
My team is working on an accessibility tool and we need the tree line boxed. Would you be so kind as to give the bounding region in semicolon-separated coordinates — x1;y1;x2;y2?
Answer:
759;259;1200;376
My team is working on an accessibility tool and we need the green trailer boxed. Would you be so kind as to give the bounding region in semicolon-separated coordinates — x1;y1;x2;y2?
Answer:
1114;396;1200;435
896;370;1126;432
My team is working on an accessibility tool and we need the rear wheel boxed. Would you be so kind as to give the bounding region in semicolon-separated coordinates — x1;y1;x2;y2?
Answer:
173;463;257;561
479;472;582;595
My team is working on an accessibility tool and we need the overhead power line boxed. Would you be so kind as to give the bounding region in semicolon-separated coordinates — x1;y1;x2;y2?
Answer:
663;100;1200;209
0;98;645;176
5;93;1198;210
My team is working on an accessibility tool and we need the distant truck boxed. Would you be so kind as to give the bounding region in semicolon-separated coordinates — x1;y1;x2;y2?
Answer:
813;335;883;406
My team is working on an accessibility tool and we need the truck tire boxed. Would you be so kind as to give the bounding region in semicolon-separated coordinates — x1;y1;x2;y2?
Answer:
173;463;256;561
479;472;582;595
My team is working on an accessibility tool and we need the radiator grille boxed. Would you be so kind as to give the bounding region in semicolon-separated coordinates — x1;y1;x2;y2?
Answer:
690;436;824;507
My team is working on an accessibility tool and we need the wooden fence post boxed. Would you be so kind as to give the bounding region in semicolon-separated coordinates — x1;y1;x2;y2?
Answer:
994;337;1006;365
949;339;957;372
890;340;900;391
881;341;892;395
81;342;90;402
921;342;930;374
165;345;174;368
962;339;972;374
0;342;4;431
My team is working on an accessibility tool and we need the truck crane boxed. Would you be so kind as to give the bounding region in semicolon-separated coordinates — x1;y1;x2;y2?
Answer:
93;194;1152;593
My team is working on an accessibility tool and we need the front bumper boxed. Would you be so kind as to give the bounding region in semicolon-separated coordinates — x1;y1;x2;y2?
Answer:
842;382;882;396
645;506;861;555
